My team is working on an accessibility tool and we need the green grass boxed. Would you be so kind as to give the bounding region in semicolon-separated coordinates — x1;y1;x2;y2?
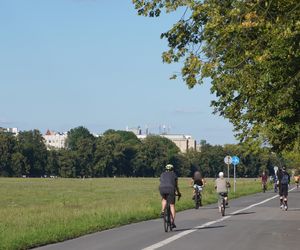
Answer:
0;177;264;250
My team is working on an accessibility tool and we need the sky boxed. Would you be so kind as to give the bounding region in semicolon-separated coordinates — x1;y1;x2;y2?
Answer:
0;0;238;145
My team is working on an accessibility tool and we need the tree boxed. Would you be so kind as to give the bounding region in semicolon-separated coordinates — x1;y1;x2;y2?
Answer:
46;150;60;176
94;130;140;177
17;130;48;177
66;126;94;150
133;135;180;177
58;149;76;178
133;0;300;152
11;152;27;177
0;132;17;176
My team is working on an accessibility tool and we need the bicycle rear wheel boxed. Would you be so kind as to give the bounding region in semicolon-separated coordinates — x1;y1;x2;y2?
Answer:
168;206;173;231
163;208;169;232
195;192;200;209
221;198;225;216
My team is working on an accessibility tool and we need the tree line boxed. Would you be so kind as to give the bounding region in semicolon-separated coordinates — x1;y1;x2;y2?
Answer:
0;126;298;178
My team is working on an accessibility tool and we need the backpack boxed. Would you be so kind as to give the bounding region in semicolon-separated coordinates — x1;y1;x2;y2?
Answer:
281;173;289;185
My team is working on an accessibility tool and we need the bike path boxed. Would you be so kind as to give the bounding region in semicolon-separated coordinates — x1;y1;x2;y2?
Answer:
35;187;300;250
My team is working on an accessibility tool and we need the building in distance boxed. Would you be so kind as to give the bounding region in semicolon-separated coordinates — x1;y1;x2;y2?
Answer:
43;130;67;149
126;126;198;153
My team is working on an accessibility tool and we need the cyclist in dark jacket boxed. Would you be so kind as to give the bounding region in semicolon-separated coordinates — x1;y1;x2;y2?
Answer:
159;164;181;229
279;166;290;210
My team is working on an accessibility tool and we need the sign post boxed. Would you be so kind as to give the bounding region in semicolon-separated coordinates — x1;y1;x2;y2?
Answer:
231;156;240;193
224;156;232;182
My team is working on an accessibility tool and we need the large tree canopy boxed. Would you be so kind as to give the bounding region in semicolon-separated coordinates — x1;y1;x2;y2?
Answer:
133;0;300;152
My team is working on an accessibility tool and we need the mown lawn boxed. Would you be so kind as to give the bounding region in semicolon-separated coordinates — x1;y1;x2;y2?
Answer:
0;177;264;250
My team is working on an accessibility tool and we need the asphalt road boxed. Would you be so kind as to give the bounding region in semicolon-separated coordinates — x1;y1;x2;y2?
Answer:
35;186;300;250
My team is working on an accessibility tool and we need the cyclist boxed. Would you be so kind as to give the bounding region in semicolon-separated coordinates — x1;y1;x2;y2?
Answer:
276;167;283;207
159;164;181;229
279;166;290;210
190;170;204;203
215;172;228;212
261;171;268;192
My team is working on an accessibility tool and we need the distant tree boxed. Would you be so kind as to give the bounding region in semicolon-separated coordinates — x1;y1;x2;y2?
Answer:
66;126;94;150
17;130;48;177
58;149;76;178
0;132;17;176
133;135;180;177
75;137;96;177
11;152;27;177
169;153;190;177
46;150;60;176
185;149;201;177
94;130;140;177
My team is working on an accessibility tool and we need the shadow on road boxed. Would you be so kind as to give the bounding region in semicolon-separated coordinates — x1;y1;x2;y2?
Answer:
285;208;300;211
173;225;226;232
230;211;256;216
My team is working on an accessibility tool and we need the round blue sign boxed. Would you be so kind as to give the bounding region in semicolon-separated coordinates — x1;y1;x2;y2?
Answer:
232;156;240;165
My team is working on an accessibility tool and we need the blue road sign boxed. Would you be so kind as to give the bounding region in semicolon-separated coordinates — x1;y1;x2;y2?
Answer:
232;156;240;165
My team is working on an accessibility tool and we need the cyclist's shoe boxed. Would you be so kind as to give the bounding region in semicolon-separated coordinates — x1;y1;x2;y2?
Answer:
171;223;176;229
284;205;288;211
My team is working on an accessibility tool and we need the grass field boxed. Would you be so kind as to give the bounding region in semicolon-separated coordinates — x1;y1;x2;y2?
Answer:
0;177;265;250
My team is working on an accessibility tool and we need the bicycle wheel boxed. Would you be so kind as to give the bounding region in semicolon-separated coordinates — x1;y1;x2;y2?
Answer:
195;192;200;209
221;198;225;216
168;205;173;231
163;208;169;232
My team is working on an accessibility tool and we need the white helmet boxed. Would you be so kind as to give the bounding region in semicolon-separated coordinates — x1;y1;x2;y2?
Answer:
219;172;224;178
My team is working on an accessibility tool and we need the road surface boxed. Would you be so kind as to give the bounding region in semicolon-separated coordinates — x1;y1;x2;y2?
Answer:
35;186;299;250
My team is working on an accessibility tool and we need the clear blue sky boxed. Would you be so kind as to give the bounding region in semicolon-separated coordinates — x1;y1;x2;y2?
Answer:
0;0;238;145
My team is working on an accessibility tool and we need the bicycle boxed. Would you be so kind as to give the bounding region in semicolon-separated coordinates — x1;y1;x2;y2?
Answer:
219;192;227;216
193;184;203;209
163;194;180;232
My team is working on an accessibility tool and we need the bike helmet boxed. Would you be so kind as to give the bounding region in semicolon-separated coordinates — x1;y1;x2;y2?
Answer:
165;164;174;171
219;172;224;178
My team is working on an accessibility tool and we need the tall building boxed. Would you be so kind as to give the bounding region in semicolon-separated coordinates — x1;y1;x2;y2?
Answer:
43;130;67;149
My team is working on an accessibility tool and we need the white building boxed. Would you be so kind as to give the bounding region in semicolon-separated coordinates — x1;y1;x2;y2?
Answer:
134;130;197;153
160;134;197;153
43;130;67;149
0;127;19;135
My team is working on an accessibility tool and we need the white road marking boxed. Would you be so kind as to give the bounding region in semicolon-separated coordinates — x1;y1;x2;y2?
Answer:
142;187;296;250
